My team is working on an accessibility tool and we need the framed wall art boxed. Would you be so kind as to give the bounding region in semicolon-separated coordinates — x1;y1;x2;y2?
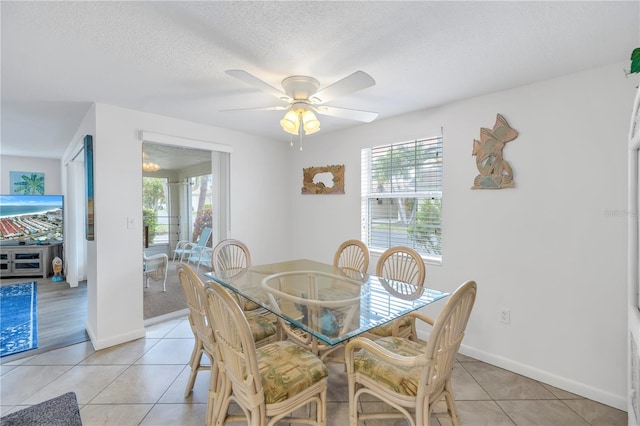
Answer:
9;171;44;195
84;135;95;241
301;164;345;194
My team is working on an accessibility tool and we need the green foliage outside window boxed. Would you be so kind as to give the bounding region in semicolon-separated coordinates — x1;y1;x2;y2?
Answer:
143;208;158;245
631;48;640;74
408;198;442;256
143;178;165;210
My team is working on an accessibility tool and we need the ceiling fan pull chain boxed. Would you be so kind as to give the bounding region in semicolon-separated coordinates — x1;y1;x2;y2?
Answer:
299;128;303;151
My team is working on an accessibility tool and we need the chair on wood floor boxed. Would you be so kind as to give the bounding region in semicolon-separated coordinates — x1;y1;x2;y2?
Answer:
177;263;276;425
364;246;426;340
346;280;477;426
143;252;168;292
205;279;329;426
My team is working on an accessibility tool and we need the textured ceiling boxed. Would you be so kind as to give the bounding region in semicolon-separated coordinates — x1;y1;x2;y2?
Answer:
1;1;638;161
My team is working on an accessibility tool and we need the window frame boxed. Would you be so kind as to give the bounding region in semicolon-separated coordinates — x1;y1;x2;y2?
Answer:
361;133;443;264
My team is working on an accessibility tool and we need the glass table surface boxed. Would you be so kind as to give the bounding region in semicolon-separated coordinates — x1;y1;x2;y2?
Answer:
204;259;449;346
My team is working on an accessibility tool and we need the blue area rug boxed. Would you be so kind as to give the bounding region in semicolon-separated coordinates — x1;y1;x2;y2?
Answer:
0;281;38;357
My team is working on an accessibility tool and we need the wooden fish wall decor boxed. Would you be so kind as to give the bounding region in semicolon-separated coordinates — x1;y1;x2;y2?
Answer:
472;113;519;189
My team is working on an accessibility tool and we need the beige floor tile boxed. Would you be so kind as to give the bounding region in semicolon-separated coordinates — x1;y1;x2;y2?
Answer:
2;312;627;426
437;400;515;426
80;403;153;426
22;364;127;405
562;398;628;426
139;402;208;425
357;401;411;425
462;362;556;400
164;319;194;338
158;366;212;404
327;363;349;403
451;363;492;401
0;364;71;405
144;319;183;339
21;341;94;365
456;352;477;363
497;400;590;425
134;338;194;365
541;382;584;400
327;400;351;425
81;338;160;365
91;364;186;404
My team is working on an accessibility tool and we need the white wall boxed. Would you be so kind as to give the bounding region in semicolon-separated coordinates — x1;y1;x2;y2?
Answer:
1;156;62;194
85;103;291;349
2;62;634;411
289;62;636;410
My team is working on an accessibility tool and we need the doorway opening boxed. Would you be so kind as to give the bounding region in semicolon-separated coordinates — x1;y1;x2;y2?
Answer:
142;143;217;321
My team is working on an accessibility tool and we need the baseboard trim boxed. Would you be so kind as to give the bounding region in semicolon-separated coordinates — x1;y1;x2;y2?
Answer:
144;308;189;327
85;321;145;351
459;344;627;411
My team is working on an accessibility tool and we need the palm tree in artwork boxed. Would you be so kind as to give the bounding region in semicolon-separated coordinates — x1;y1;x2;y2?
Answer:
12;173;44;195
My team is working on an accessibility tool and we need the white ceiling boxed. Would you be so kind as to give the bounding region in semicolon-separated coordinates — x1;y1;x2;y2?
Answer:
2;1;638;164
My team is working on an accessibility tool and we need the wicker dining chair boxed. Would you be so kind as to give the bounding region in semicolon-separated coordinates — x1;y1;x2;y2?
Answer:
205;279;329;426
346;280;477;426
211;239;267;312
364;246;426;340
333;239;369;276
177;263;276;425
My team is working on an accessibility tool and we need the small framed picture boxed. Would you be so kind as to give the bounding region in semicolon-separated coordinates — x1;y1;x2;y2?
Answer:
10;171;44;195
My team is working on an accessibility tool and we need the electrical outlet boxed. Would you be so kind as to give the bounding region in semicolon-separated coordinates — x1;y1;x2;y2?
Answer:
499;308;510;324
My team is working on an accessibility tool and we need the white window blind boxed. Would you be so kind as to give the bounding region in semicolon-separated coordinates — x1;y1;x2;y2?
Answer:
361;133;443;261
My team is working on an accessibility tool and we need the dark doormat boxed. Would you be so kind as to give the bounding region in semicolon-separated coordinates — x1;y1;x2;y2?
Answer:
0;392;81;425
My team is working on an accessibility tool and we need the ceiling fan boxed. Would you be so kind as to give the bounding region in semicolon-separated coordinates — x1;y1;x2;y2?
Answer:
223;70;378;139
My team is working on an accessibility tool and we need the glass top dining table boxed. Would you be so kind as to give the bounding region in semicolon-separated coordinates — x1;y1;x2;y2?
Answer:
204;259;449;346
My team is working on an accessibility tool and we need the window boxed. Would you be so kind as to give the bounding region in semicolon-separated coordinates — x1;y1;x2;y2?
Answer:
188;173;213;245
143;176;170;247
361;133;443;262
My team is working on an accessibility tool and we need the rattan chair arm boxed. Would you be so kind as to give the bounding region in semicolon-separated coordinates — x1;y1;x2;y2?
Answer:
404;311;435;326
345;337;427;371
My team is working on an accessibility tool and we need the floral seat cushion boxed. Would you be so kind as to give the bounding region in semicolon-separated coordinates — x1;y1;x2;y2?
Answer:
241;288;269;311
256;341;328;404
352;336;425;396
248;315;277;342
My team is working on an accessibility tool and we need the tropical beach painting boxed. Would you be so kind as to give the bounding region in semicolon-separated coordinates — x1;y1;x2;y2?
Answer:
9;171;44;195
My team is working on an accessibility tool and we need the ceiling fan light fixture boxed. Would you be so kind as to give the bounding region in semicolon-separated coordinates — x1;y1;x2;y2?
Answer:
142;161;160;172
280;110;300;135
302;110;320;135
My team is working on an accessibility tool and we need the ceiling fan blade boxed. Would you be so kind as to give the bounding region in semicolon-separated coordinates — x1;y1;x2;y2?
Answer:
220;105;290;112
312;71;376;104
315;105;378;123
225;70;291;101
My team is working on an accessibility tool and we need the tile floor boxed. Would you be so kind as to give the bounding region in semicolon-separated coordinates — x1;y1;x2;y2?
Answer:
0;316;628;425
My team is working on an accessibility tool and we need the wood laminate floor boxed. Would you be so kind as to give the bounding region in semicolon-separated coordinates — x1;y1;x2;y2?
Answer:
0;275;89;362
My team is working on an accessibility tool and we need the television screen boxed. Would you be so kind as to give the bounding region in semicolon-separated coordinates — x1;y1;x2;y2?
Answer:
0;195;63;244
